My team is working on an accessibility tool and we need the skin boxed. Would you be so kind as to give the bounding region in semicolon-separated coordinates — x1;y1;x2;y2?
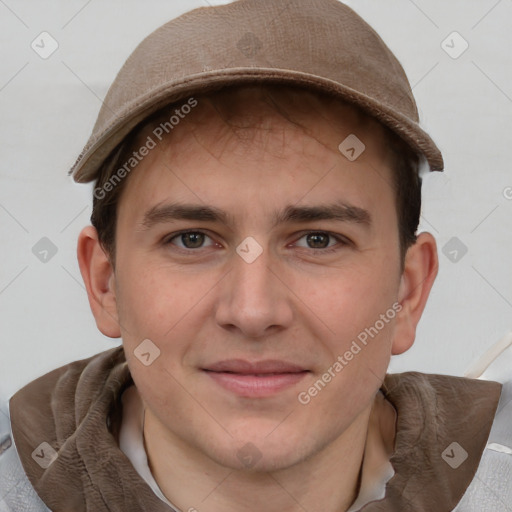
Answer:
78;87;438;512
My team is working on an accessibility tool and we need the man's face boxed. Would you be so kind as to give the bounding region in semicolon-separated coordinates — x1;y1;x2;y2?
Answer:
113;87;404;471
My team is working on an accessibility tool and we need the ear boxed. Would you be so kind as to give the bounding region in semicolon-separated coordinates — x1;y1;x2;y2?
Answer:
77;225;121;338
392;232;438;355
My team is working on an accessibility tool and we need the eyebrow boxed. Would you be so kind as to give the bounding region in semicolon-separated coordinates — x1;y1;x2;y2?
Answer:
275;203;371;226
141;201;371;230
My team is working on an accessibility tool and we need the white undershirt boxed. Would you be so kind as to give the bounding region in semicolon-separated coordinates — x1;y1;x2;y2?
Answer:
119;386;177;509
119;385;394;512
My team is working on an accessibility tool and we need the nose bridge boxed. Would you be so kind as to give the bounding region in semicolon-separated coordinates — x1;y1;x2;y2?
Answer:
234;247;273;302
215;241;292;337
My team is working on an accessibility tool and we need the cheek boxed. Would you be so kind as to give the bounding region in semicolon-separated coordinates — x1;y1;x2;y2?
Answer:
115;264;210;416
298;261;398;339
116;267;166;338
294;269;398;427
115;261;208;346
114;257;231;386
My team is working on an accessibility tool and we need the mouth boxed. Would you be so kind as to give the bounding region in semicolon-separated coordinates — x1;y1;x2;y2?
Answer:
202;359;310;397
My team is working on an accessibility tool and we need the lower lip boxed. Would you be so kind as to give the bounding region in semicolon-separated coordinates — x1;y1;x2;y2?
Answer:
204;371;308;397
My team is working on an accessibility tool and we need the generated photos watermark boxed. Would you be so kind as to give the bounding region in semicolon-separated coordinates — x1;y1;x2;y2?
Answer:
93;97;198;200
297;302;402;405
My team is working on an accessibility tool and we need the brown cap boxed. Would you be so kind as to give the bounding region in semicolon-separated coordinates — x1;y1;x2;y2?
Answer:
70;0;444;183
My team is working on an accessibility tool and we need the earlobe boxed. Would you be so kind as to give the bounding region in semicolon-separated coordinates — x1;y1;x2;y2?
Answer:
77;226;121;338
391;232;439;355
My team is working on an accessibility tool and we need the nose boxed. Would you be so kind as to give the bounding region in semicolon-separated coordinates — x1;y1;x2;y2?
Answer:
214;245;294;339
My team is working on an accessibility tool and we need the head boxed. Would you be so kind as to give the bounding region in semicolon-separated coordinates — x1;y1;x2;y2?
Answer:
77;84;438;471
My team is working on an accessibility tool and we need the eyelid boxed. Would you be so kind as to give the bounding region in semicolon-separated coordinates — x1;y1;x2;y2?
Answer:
291;230;352;249
164;229;219;248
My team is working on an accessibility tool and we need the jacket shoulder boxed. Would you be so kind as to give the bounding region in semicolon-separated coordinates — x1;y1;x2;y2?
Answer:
0;399;51;512
453;364;512;511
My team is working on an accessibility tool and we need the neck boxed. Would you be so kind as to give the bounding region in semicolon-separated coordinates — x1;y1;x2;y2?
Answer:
142;391;396;512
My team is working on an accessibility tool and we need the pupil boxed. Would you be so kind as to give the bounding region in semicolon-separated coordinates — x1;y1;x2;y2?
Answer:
307;233;329;248
183;232;204;248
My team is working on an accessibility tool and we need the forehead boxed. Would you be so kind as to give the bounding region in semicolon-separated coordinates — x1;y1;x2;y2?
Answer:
118;86;397;219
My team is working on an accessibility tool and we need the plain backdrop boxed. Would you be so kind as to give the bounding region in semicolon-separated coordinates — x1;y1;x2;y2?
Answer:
1;0;511;401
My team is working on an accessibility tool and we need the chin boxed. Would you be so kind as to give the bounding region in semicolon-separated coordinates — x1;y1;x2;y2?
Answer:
204;423;316;473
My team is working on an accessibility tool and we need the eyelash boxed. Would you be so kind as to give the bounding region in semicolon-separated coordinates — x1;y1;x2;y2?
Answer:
163;229;351;254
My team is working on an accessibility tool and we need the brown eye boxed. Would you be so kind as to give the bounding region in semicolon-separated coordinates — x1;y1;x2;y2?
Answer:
306;233;330;249
293;231;348;253
168;231;214;249
181;232;205;248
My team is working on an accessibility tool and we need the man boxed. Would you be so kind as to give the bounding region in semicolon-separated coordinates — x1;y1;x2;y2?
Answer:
1;0;511;511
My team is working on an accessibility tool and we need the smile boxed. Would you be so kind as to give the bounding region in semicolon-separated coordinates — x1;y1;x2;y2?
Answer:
202;359;310;397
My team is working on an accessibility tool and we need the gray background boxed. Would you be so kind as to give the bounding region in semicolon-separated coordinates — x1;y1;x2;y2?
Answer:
1;0;511;400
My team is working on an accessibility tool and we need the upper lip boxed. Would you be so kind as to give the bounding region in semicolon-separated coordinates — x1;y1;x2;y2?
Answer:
203;359;308;374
